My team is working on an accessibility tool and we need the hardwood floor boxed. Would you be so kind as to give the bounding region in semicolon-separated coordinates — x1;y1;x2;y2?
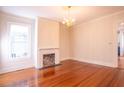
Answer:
118;57;124;69
0;60;124;87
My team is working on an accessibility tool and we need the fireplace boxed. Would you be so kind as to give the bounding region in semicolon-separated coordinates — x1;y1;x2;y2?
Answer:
35;48;59;69
43;53;55;67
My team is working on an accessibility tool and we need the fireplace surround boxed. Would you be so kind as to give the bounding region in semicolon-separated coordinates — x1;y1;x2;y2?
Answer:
36;48;59;69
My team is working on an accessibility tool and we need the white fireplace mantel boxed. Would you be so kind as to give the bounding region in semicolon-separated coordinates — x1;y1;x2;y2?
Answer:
35;48;60;69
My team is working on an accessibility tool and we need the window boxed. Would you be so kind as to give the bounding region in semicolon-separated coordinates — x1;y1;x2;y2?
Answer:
8;22;31;60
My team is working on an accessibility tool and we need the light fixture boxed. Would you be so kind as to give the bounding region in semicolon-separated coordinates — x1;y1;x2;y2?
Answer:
62;6;75;27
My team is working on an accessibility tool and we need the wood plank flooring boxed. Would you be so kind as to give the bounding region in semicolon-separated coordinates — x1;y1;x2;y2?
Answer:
0;60;124;87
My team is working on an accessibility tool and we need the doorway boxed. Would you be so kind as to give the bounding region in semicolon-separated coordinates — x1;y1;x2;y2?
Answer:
118;22;124;69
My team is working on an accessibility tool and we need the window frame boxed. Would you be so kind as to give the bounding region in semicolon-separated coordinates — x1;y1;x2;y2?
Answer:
7;22;32;62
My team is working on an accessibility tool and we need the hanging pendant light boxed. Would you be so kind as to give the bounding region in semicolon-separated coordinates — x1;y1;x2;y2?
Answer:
62;6;75;27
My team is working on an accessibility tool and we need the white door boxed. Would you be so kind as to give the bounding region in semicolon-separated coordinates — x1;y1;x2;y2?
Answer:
118;22;124;57
120;31;124;56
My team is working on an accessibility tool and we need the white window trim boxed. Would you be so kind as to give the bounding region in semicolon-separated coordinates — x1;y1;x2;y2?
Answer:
7;22;32;62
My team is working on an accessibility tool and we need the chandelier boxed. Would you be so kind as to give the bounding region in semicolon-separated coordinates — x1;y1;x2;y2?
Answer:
62;6;75;27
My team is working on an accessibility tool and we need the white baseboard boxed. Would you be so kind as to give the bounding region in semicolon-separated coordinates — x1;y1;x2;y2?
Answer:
70;57;118;68
60;58;71;61
0;64;34;74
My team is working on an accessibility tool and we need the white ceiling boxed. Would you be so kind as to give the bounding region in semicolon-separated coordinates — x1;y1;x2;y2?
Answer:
0;6;124;24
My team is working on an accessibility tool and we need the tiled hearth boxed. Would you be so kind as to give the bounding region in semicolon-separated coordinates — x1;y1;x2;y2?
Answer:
36;48;59;69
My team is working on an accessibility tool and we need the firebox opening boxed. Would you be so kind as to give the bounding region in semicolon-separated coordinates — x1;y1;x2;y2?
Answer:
43;53;55;67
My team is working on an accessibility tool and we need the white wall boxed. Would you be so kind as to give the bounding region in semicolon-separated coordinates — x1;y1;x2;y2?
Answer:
0;14;2;67
37;17;59;49
35;17;71;63
70;11;124;67
0;12;35;73
60;23;70;61
35;17;71;62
